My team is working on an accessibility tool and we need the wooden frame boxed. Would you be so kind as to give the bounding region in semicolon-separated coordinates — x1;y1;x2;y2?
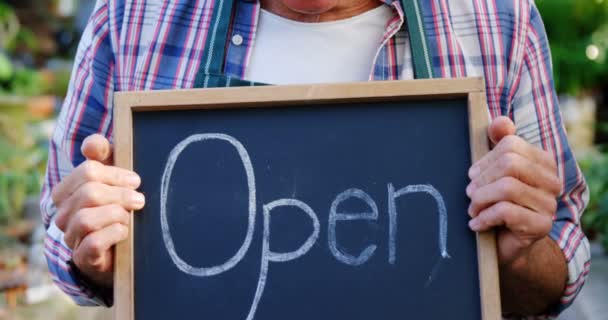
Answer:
113;78;500;320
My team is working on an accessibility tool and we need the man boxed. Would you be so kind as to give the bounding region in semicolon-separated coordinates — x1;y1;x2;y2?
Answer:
42;0;590;318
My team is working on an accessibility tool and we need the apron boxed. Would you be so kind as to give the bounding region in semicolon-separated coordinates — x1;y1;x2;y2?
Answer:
193;0;435;89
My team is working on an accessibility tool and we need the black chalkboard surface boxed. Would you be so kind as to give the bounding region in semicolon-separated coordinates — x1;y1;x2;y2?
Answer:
113;79;500;320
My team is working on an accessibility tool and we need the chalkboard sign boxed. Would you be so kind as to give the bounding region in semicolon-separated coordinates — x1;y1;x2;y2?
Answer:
113;79;500;320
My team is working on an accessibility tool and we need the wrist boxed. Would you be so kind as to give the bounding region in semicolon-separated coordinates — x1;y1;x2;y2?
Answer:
499;236;567;315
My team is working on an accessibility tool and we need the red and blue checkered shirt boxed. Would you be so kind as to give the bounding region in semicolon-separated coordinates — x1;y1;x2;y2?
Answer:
41;0;590;317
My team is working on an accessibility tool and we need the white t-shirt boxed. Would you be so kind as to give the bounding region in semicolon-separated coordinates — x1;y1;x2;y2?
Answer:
245;5;394;85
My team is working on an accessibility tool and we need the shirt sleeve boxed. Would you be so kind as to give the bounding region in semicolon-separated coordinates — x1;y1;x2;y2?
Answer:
511;3;591;318
40;0;115;307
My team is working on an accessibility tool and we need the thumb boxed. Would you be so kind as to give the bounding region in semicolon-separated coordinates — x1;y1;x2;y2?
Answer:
488;116;516;146
81;134;113;165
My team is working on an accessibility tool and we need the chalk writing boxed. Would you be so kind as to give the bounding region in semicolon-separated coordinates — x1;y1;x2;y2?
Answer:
248;199;320;320
387;184;450;264
388;184;450;286
328;188;378;266
160;133;452;319
160;134;256;276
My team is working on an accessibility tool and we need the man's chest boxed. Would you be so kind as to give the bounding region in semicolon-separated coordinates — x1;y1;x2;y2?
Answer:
109;0;521;112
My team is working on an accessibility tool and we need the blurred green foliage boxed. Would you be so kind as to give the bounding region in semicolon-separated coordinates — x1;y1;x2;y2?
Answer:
0;3;51;225
580;147;608;251
0;108;47;225
0;63;47;96
537;0;608;95
0;2;41;55
580;121;608;252
1;3;70;97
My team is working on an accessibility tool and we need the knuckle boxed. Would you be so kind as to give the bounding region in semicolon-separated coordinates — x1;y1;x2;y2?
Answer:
83;251;105;271
498;152;519;175
500;206;516;225
88;258;103;271
55;207;69;231
72;249;86;268
498;177;519;198
470;190;481;205
494;203;523;231
109;203;125;216
540;216;553;235
519;238;534;248
63;232;75;250
499;135;520;152
515;224;529;235
112;169;124;185
80;160;101;181
544;153;558;170
90;259;108;271
550;176;563;195
84;237;104;255
493;201;511;216
116;224;129;240
51;187;61;204
121;189;138;206
74;210;94;234
547;199;558;215
74;242;97;269
80;182;102;205
109;204;129;224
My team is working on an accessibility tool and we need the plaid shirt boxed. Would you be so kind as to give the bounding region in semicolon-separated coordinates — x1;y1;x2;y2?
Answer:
41;0;590;317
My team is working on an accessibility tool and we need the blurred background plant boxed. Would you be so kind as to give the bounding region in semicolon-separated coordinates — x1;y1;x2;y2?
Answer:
536;0;608;96
0;108;47;226
536;0;608;256
0;2;86;318
579;143;608;251
0;1;72;227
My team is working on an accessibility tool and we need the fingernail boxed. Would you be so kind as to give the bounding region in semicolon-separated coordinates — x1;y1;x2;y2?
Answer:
126;174;141;187
132;192;145;207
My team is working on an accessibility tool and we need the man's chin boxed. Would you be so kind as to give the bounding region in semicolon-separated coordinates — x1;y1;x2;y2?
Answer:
281;0;339;15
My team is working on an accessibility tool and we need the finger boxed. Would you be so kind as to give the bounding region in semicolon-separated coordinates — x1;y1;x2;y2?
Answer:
55;182;144;231
469;201;553;239
51;160;141;206
82;134;113;164
467;152;562;196
73;223;128;274
488;116;516;146
468;177;557;218
64;205;130;249
469;135;557;180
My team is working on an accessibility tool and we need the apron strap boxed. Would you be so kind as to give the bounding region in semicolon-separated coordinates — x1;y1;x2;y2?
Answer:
193;0;237;88
400;0;435;79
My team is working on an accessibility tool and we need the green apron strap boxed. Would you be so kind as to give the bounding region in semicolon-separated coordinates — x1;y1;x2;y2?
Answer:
193;0;267;88
193;0;237;88
400;0;435;79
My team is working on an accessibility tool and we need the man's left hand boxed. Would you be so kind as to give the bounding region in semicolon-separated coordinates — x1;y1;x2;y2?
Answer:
466;116;562;266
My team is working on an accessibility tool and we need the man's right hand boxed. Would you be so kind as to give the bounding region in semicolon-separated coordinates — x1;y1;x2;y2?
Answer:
52;134;145;288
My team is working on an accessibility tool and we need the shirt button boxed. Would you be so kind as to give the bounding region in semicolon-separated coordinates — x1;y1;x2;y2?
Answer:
232;34;244;46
